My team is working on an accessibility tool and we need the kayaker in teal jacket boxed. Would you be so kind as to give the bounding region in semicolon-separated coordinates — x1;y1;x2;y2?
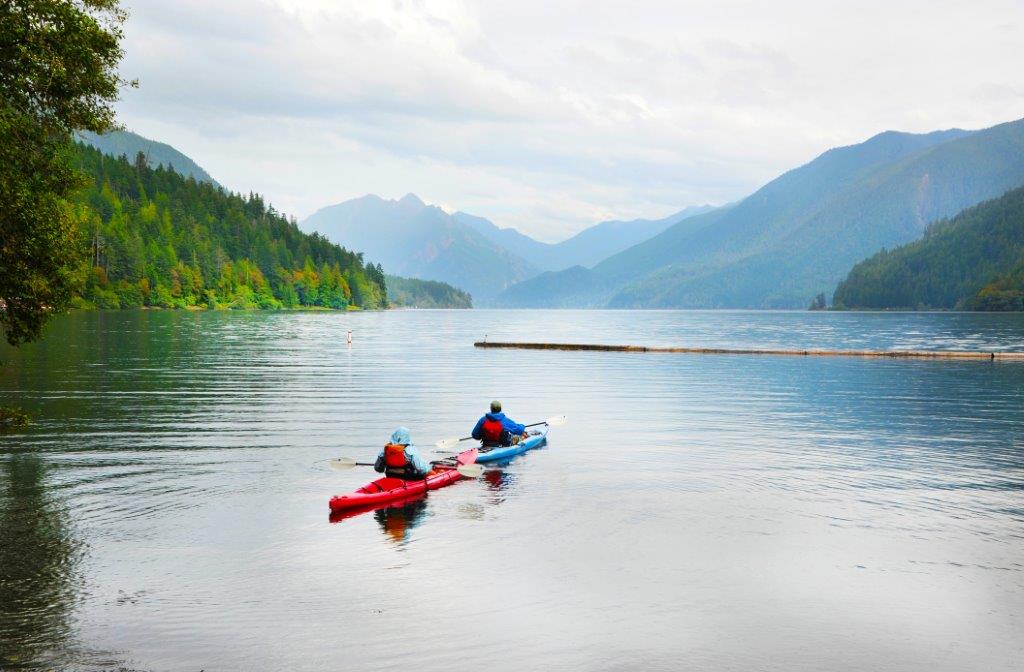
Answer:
374;427;432;480
471;400;527;447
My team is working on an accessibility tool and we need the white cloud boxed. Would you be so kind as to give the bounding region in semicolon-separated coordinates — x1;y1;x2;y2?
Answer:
116;0;1024;241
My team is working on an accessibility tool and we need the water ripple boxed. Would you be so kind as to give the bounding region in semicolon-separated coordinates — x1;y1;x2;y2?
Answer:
1;310;1023;671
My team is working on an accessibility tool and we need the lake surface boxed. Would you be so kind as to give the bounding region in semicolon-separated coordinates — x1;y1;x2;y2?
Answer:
2;309;1023;671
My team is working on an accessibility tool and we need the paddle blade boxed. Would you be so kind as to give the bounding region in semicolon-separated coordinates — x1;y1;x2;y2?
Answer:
544;414;568;427
329;457;358;471
456;463;484;478
435;437;461;450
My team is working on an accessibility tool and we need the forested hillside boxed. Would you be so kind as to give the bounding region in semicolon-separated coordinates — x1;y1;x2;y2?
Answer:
974;264;1024;311
72;143;388;310
386;275;472;308
833;186;1024;310
80;130;219;186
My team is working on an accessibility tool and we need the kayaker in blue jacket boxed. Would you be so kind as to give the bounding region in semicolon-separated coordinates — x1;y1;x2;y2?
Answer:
374;427;432;480
471;400;527;447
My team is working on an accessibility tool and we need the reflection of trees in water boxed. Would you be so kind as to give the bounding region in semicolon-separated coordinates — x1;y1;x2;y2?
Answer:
374;497;429;544
0;454;84;670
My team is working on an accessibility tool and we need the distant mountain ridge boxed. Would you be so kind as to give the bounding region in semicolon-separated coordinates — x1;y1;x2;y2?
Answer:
453;205;715;272
300;194;540;303
301;194;712;304
495;118;1024;308
79;130;219;186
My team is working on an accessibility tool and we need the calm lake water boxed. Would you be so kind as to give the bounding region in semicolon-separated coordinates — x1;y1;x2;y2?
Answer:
2;310;1023;671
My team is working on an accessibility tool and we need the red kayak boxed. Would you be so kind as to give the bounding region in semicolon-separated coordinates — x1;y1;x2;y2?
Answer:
329;491;427;524
328;448;478;513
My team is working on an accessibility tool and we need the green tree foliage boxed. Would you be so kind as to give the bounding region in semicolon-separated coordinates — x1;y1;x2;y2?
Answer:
833;185;1024;310
80;129;218;185
1;0;131;345
72;143;387;311
971;265;1024;311
386;275;472;308
808;293;827;310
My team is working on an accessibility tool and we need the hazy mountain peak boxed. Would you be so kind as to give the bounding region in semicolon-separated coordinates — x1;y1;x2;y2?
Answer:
356;193;386;202
300;193;538;303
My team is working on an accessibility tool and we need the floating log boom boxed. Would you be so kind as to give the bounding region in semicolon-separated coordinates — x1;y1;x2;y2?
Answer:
474;341;1024;360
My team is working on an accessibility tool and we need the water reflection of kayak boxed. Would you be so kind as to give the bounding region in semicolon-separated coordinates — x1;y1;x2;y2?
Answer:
476;426;548;463
373;498;429;542
328;492;428;528
328;448;478;513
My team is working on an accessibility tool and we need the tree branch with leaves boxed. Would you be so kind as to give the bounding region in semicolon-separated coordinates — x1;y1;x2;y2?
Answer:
0;0;132;345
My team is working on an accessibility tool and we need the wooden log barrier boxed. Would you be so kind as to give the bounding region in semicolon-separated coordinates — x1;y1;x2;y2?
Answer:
473;341;1024;360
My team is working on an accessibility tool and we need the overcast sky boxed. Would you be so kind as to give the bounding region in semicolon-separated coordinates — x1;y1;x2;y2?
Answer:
116;0;1024;242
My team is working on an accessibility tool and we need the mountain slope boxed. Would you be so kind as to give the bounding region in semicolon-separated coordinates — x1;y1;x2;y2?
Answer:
454;205;714;272
79;130;219;186
494;206;733;307
450;211;554;265
300;194;538;303
498;118;1024;308
612;120;1024;308
832;185;1024;310
551;206;716;270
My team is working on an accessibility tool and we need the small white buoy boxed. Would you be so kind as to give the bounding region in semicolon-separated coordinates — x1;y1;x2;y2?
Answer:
347;329;353;346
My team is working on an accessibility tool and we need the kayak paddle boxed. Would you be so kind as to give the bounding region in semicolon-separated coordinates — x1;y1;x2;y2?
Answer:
452;463;485;478
329;457;375;470
329;457;484;479
435;414;567;450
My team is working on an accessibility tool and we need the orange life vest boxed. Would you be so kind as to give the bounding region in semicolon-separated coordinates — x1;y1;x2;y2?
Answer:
383;443;421;480
384;443;408;467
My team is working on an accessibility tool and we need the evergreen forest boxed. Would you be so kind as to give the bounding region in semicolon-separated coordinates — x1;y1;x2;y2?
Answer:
73;143;389;311
833;185;1024;311
386;275;472;308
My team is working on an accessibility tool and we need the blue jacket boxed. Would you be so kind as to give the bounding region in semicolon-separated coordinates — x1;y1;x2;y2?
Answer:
471;412;526;440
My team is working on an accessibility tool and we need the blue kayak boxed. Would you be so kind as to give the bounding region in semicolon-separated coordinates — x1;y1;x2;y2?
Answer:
475;425;548;463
